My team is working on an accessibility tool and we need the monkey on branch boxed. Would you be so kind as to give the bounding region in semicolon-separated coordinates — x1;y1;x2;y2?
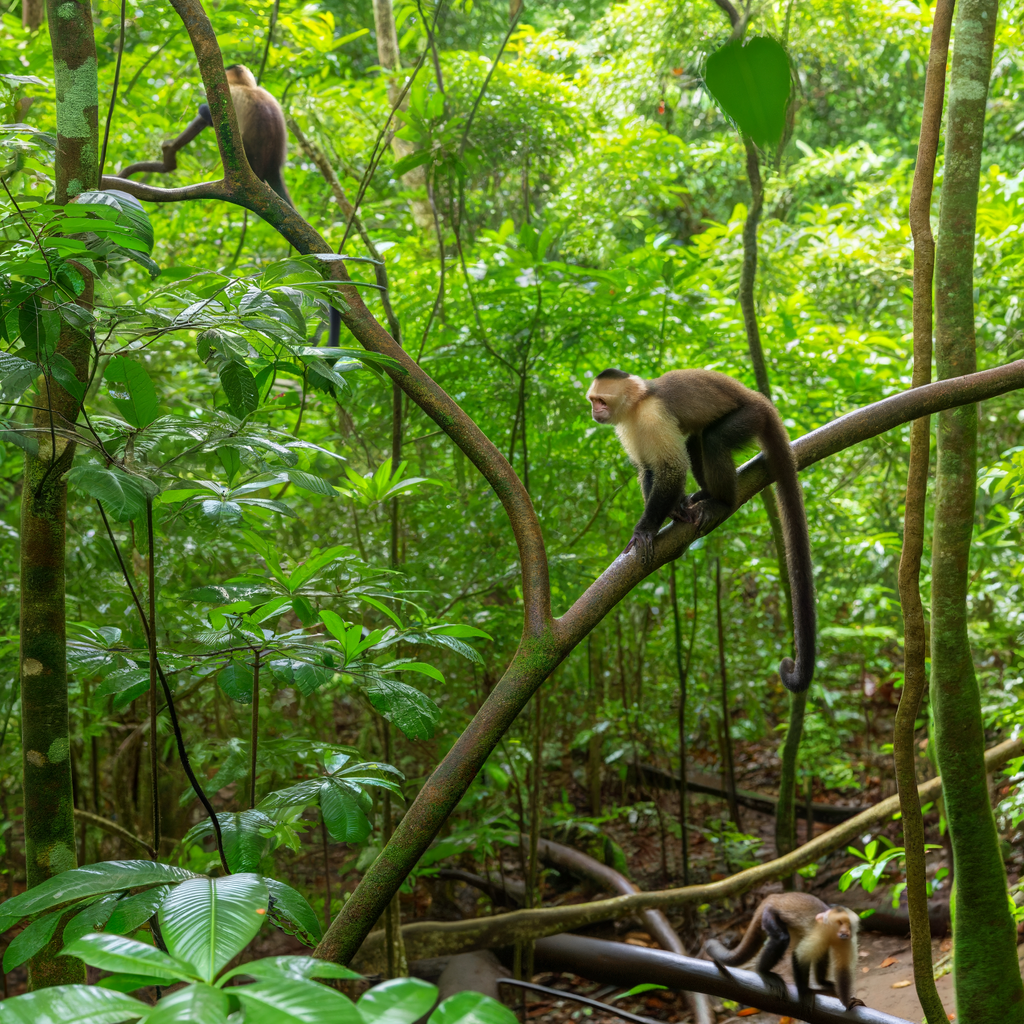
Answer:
586;368;815;693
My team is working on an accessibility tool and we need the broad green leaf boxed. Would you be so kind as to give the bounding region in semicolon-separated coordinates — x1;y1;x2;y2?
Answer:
3;908;62;972
0;861;198;932
704;36;791;149
62;932;198;984
159;873;269;982
144;982;229;1024
0;984;147;1023
320;781;371;843
217;660;254;704
0;351;40;402
429;992;518;1024
364;678;440;740
104;356;159;428
94;667;150;699
219;360;259;418
265;878;323;946
98;972;175;992
221;954;359;983
74;190;155;252
180;811;276;873
62;892;121;946
287;469;337;496
233;977;362;1024
359;977;438;1024
67;465;158;522
105;885;171;936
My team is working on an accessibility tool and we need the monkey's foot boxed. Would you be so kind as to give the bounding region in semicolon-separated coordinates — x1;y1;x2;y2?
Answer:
669;502;700;525
845;997;866;1009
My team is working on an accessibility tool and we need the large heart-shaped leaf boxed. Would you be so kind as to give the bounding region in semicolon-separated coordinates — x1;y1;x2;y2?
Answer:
232;978;363;1024
158;873;268;982
359;978;439;1024
0;984;147;1023
704;36;791;149
62;932;198;984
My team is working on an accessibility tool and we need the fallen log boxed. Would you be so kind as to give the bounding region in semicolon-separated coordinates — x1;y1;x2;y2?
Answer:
630;764;867;825
351;734;1020;968
534;934;913;1024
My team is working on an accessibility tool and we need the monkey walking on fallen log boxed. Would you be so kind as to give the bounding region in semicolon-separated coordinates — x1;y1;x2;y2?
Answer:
704;892;864;1009
586;368;815;692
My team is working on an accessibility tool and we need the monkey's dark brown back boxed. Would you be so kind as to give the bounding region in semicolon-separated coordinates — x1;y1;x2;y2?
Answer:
238;89;287;180
649;369;762;433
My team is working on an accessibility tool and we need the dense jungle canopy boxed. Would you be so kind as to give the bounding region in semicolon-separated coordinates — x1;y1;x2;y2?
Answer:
1;0;1024;1021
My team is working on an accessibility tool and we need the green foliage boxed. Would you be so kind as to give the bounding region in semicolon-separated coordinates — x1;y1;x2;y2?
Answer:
703;37;792;149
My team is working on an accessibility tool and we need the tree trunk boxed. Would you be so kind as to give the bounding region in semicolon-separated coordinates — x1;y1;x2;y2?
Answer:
21;0;98;990
930;1;1024;1019
372;0;433;230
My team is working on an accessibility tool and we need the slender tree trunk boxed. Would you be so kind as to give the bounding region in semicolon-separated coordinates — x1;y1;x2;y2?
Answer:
895;3;954;1021
670;561;697;885
21;0;98;989
22;0;44;29
737;136;805;863
715;559;740;828
931;2;1024;1019
372;0;432;230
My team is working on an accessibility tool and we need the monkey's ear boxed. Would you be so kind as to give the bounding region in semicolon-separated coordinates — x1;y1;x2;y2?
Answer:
815;911;828;923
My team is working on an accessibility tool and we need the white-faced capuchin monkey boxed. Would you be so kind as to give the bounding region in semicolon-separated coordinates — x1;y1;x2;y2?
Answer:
705;893;863;1009
585;368;814;693
199;64;292;206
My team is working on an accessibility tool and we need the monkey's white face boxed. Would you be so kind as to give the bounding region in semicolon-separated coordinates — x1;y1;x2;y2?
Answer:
586;381;625;424
816;909;854;940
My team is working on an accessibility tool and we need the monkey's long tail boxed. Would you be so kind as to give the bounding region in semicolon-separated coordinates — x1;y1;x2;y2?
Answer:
761;409;816;693
705;912;766;967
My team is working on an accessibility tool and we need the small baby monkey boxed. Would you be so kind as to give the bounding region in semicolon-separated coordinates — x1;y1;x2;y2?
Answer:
705;892;863;1009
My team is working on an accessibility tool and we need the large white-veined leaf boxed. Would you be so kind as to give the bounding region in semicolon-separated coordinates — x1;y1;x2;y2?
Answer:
359;977;438;1024
158;873;268;982
143;982;229;1024
428;992;518;1024
0;983;148;1023
220;954;360;983
62;932;199;984
232;977;363;1024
